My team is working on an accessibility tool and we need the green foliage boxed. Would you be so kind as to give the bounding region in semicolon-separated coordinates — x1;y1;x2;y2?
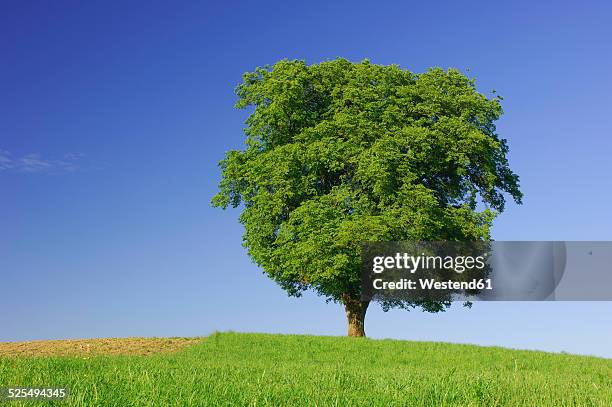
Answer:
213;58;522;308
2;333;611;406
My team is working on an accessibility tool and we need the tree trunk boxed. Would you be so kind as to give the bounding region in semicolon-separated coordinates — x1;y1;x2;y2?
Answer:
342;294;369;337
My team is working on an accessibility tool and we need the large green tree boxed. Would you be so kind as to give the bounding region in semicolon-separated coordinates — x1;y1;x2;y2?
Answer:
213;58;522;337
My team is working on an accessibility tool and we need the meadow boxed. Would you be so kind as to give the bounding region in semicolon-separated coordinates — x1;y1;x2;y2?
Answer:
1;332;611;406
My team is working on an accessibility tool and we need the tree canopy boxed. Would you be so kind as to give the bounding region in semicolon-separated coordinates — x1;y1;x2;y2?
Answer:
213;58;522;335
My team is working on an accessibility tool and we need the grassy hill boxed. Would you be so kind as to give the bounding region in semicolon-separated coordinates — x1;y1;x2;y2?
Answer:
1;332;611;406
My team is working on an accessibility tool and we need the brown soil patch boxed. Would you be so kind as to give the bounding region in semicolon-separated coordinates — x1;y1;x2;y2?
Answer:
0;337;202;357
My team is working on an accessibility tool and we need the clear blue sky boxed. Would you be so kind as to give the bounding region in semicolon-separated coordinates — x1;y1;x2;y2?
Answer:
1;1;611;357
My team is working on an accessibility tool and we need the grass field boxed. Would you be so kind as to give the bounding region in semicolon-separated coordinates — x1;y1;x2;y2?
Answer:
1;332;611;406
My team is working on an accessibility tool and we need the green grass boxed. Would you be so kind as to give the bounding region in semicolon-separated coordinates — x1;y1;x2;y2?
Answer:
1;332;611;406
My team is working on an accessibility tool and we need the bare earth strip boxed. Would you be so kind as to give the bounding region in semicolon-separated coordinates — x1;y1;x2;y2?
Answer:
0;337;202;357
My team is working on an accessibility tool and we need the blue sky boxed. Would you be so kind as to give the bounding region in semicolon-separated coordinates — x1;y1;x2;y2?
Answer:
1;1;611;357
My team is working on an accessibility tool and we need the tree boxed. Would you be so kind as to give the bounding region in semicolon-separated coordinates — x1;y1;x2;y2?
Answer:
213;58;522;337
